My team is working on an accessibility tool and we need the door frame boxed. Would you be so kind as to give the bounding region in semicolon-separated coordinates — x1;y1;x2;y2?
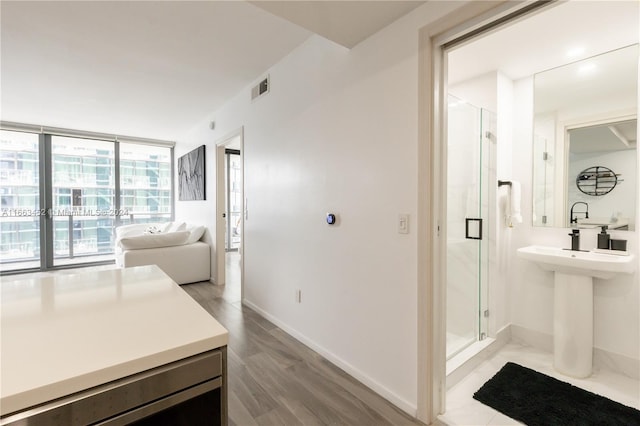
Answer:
215;128;244;297
417;1;555;422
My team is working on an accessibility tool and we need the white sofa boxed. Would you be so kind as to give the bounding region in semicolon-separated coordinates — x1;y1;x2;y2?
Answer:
114;222;210;285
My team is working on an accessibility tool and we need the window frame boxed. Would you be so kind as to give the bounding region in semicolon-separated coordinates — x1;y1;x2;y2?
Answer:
0;122;175;274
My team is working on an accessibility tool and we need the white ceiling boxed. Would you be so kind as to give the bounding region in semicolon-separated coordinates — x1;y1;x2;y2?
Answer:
0;0;425;141
251;1;425;48
4;1;637;142
533;44;638;116
569;120;637;154
446;1;638;156
448;1;639;85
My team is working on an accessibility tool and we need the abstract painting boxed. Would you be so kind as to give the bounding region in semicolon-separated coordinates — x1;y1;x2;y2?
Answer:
178;145;206;201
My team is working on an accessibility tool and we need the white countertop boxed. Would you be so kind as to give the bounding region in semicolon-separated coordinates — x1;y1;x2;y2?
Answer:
576;217;630;229
1;265;228;415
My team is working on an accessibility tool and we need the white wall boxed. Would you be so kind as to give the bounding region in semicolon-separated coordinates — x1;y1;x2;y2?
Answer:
174;142;217;279
450;71;498;113
510;78;639;365
174;0;640;415
177;1;462;414
494;71;515;337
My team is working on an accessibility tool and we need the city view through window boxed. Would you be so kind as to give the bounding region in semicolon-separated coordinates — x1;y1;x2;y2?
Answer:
0;129;173;272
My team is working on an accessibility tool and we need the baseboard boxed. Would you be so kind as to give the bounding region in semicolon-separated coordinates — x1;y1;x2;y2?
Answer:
511;324;640;380
446;325;511;390
510;324;552;352
242;299;418;417
593;348;640;380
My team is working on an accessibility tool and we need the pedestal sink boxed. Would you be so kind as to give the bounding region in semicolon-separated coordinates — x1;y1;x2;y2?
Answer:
517;245;636;378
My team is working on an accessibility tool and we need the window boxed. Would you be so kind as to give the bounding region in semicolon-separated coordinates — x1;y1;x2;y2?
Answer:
119;143;172;225
0;127;174;272
0;130;40;269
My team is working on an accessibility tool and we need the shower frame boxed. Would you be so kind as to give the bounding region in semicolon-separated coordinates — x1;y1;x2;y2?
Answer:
445;95;496;362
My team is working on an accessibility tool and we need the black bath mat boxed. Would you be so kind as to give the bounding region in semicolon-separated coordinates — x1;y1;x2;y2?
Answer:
473;362;640;426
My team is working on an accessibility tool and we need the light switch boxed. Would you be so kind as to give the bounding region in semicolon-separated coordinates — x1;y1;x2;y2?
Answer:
398;214;409;234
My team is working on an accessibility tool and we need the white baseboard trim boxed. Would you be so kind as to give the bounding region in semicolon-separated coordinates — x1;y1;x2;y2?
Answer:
511;324;640;380
510;324;552;352
593;347;640;380
242;299;418;417
446;325;511;390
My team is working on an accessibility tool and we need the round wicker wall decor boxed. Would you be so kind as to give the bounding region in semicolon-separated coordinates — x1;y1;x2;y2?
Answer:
576;166;618;196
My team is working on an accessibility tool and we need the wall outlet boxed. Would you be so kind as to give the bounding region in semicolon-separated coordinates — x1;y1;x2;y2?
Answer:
296;289;302;303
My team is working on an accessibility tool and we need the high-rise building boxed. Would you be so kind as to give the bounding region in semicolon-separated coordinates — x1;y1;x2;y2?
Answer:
0;130;172;271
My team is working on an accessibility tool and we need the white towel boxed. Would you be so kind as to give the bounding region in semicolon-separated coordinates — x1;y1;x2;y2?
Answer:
508;180;523;227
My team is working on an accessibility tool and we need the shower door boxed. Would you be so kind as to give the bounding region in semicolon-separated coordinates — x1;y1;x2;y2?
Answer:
446;95;494;360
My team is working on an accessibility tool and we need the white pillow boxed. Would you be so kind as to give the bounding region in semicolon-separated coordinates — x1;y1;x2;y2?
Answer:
119;230;190;250
116;223;156;239
166;221;186;233
185;225;206;244
160;222;173;233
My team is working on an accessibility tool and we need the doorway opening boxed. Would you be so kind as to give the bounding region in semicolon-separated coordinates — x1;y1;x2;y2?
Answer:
422;0;639;423
215;129;244;302
224;149;242;252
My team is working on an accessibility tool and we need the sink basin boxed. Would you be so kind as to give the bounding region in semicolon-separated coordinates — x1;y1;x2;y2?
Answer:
517;244;636;378
517;245;635;279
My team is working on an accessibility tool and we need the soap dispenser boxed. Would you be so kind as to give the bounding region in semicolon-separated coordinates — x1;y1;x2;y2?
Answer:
597;226;610;250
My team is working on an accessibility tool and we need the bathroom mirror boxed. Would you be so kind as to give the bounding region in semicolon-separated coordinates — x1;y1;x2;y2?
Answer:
532;44;638;230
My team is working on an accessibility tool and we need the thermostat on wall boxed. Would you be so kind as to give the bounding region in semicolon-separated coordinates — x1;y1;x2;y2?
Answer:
326;213;336;225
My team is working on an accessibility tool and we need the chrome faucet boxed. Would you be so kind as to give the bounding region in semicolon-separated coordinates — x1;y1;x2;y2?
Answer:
568;229;580;251
570;202;589;224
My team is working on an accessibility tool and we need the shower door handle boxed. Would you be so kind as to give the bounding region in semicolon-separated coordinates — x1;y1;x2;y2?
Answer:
465;218;483;240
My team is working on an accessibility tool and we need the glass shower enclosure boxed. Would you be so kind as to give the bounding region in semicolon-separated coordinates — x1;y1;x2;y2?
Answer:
446;95;495;360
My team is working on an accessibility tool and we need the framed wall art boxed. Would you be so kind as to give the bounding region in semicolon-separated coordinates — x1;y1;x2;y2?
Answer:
178;145;206;201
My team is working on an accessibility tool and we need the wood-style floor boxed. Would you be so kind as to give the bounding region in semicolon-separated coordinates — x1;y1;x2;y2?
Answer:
182;271;427;426
5;258;433;425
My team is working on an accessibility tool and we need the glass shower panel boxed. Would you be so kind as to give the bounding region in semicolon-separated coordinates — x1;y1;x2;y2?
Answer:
446;95;492;360
532;121;556;227
479;107;495;344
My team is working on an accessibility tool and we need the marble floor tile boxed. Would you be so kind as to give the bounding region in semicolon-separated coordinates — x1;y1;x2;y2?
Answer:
440;342;640;426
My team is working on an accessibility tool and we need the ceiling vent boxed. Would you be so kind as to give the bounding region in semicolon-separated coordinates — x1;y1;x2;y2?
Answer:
251;75;270;101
